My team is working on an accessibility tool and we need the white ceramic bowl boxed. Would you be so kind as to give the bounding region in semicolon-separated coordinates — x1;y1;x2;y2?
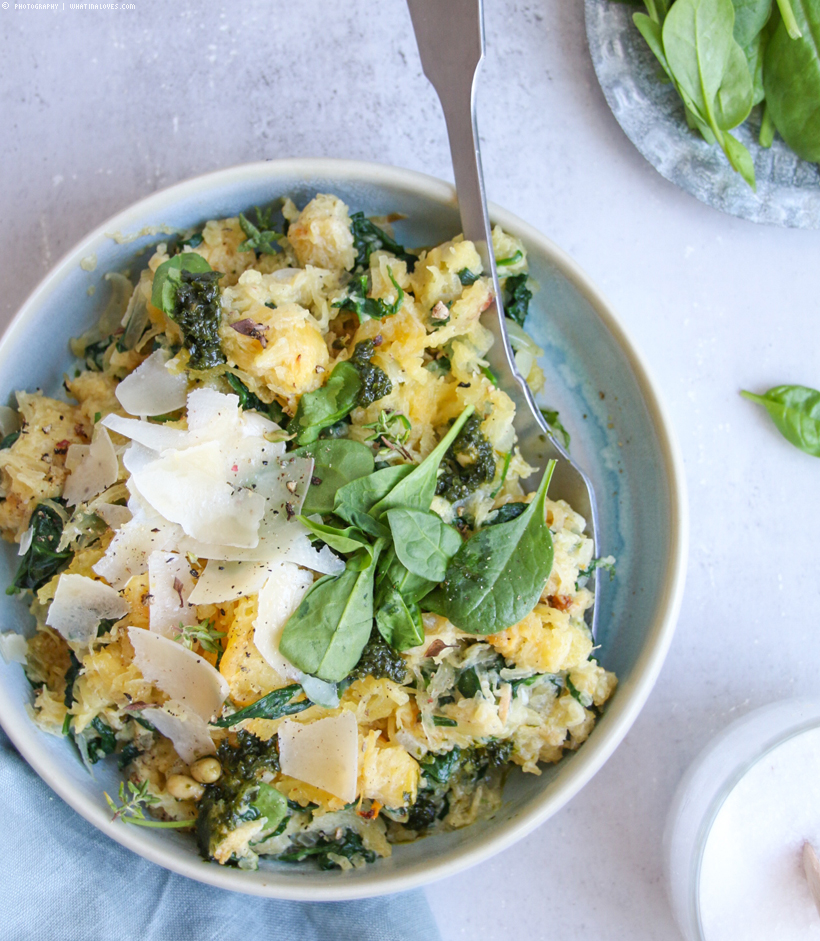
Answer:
0;159;688;900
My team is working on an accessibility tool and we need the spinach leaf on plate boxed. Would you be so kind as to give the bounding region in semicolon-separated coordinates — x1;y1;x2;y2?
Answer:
424;461;556;635
279;543;384;682
290;362;361;445
386;507;462;582
741;384;820;455
292;439;374;514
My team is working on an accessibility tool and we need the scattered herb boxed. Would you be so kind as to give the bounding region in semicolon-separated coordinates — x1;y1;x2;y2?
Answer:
173;619;227;660
457;267;480;285
334;269;405;322
105;780;193;828
363;409;412;462
238;206;284;255
496;250;524;267
433;715;458;727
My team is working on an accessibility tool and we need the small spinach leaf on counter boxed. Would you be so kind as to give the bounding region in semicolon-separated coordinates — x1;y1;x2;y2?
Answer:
226;374;285;424
350;212;417;271
386;508;462;582
503;273;533;327
211;684;310;728
741;384;820;456
292;439;374;515
7;501;72;595
369;405;475;518
424;461;556;634
290;362;361;445
279;543;383;683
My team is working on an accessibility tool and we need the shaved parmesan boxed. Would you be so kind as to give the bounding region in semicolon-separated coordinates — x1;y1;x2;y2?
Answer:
115;349;188;417
299;675;340;709
253;563;314;681
128;626;229;721
0;630;28;665
18;527;33;557
141;699;216;764
133;440;266;547
278;712;359;803
46;574;129;645
0;405;20;439
63;427;119;507
148;551;198;637
93;517;180;589
103;413;189;452
94;503;132;530
187;560;278;605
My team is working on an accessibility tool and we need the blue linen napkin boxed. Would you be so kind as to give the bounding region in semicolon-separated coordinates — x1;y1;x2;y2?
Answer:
0;727;442;941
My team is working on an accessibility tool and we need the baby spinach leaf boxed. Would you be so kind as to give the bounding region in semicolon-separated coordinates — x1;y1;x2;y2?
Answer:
292;439;374;514
369;405;475;519
211;684;310;727
279;544;383;682
424;461;556;635
375;585;425;650
386;508;462;582
376;546;436;605
290;362;362;445
333;463;414;537
297;515;373;556
151;253;213;315
732;0;772;47
764;0;820;162
741;385;820;456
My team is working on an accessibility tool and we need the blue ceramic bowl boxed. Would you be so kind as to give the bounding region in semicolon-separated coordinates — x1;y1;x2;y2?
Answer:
0;159;687;899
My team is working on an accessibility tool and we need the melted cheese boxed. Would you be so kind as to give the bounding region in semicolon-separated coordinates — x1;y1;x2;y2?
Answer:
127;626;229;721
46;574;130;645
278;711;359;803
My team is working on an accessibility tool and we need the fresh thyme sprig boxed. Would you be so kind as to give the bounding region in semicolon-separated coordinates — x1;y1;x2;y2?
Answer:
363;409;412;462
173;619;226;656
104;780;193;828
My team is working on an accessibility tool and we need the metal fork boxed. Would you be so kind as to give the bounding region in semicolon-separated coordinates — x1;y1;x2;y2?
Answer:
406;0;600;631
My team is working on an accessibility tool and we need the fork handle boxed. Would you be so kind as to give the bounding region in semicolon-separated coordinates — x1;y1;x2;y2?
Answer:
405;0;495;277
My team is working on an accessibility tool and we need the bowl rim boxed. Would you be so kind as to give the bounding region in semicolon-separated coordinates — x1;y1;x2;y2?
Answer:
0;157;689;900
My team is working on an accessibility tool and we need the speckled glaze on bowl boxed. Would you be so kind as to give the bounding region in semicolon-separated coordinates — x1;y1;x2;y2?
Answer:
0;159;688;900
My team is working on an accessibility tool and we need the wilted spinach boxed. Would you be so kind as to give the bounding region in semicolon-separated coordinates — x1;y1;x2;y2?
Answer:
225;374;285;424
290;362;361;445
350;211;417;271
503;273;533;327
211;684;311;728
7;501;72;595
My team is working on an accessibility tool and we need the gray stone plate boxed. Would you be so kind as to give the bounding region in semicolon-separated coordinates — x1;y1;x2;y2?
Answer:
585;0;820;227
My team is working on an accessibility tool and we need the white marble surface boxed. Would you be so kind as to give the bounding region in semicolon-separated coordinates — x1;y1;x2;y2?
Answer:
2;1;819;938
